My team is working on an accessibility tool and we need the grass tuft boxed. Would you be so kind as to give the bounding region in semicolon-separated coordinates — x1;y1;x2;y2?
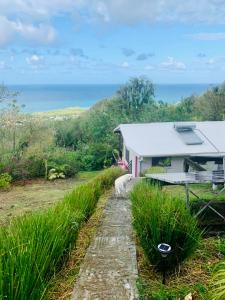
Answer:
0;167;122;299
130;181;201;271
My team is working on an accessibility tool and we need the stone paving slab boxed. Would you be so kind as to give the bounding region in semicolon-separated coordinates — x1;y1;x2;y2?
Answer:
71;191;138;300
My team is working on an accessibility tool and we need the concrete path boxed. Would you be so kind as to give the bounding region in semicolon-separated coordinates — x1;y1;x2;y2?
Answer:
71;186;138;300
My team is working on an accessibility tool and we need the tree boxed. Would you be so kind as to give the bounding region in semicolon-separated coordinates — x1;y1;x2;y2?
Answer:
196;84;225;121
0;85;25;155
117;76;155;119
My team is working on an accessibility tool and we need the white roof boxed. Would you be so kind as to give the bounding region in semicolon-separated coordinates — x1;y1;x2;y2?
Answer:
114;121;225;157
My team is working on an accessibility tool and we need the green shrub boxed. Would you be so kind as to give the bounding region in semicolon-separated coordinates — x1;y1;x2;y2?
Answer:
48;148;80;177
0;148;80;181
211;262;225;300
78;143;113;171
48;168;65;180
0;167;123;299
0;173;12;189
131;181;201;271
1;157;45;180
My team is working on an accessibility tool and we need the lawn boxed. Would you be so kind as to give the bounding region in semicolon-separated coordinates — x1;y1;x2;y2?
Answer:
33;107;86;119
0;171;100;224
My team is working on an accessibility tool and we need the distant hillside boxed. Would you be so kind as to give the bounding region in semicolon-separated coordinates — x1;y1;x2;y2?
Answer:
33;107;86;119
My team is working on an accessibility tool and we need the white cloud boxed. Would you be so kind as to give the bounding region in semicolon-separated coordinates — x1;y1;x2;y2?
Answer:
0;0;82;19
26;54;44;65
1;0;225;27
95;2;110;22
0;60;9;70
81;0;225;25
145;65;154;70
121;61;129;68
0;15;56;46
206;58;215;65
15;22;56;44
160;57;186;71
0;16;15;46
189;32;225;40
1;1;225;47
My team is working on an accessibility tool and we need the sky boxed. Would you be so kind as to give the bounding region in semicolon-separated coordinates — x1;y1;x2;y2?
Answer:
1;0;225;84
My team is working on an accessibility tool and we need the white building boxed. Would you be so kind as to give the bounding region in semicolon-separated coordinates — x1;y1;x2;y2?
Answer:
114;121;225;177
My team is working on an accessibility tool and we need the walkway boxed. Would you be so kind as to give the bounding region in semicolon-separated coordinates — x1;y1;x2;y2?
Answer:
71;187;138;300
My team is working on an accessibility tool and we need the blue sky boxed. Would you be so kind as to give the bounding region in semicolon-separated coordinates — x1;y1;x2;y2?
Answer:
1;0;225;84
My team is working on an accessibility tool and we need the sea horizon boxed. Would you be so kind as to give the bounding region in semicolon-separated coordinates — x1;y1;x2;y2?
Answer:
7;83;218;113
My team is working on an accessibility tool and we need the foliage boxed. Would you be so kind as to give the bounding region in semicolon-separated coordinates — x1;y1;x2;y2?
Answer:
196;84;225;121
78;143;113;171
211;262;225;300
55;118;84;149
131;181;201;271
48;168;65;180
117;76;154;111
1;79;225;180
0;173;12;189
47;148;80;177
138;278;209;300
0;167;123;299
211;239;225;300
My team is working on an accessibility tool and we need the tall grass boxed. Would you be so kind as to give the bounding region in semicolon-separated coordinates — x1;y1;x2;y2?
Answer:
211;262;225;300
211;239;225;300
0;167;122;299
131;181;201;271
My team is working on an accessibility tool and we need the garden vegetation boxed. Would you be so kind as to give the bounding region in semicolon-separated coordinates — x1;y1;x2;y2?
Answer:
0;78;225;297
1;78;225;182
130;181;201;271
0;167;123;299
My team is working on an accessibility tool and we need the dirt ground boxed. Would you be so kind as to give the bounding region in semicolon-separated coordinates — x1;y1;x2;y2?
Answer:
0;172;100;224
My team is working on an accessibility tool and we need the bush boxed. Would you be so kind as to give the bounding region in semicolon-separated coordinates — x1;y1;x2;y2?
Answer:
211;262;225;300
0;148;80;181
24;157;45;178
1;157;45;181
211;239;225;300
0;167;123;299
48;168;65;180
131;181;201;271
0;173;12;189
78;143;114;171
48;148;80;177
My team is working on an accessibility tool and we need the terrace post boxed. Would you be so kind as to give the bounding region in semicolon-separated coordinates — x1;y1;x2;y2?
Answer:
184;183;190;208
223;157;225;193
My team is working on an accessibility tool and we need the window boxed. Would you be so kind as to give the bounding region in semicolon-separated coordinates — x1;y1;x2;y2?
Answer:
152;157;171;167
125;148;130;162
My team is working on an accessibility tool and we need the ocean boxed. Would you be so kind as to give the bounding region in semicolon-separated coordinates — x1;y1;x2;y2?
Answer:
8;83;216;113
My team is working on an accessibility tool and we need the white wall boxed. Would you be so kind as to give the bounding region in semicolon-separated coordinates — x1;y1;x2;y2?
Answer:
122;145;139;176
130;149;138;176
140;157;152;175
165;157;185;173
122;143;127;161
